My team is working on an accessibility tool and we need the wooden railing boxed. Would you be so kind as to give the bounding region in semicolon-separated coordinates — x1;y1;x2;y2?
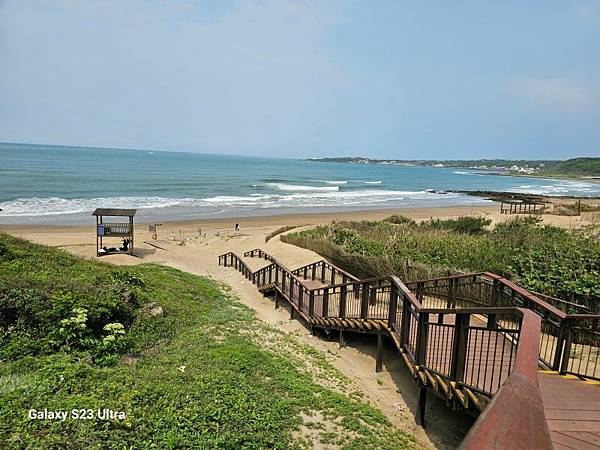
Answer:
291;259;360;285
559;314;600;380
403;272;600;380
243;248;277;263
218;250;557;449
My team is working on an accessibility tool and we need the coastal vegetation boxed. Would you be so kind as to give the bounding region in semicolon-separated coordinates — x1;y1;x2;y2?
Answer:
282;217;600;306
542;157;600;177
265;224;304;243
0;233;415;449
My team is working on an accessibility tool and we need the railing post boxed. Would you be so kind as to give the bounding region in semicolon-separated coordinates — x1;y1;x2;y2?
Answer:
311;265;316;281
375;333;384;373
298;287;304;313
553;321;566;371
416;282;424;302
388;283;398;329
447;278;455;308
303;267;308;279
321;264;326;283
491;279;501;307
330;269;336;285
370;285;377;306
450;313;469;383
416;312;429;366
340;285;347;318
360;282;369;319
322;289;329;317
559;320;573;375
309;291;315;316
401;296;411;349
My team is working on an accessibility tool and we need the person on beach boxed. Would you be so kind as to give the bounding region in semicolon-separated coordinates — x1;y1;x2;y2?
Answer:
235;223;240;232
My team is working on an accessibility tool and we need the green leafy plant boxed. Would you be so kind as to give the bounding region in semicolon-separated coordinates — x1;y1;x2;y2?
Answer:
59;307;88;351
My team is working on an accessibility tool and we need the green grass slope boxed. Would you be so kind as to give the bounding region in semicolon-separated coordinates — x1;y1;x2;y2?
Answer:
0;233;414;449
542;157;600;177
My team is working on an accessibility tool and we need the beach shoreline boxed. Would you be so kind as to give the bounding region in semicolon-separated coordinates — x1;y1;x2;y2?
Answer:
3;201;596;259
0;204;498;234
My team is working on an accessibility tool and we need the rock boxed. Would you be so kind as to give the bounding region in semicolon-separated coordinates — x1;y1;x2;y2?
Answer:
121;353;143;365
140;302;164;318
122;290;136;306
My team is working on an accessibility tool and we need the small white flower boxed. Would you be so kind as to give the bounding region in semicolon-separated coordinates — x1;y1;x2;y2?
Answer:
178;365;186;373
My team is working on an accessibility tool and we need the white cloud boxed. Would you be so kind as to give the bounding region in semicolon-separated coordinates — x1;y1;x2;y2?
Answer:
510;76;598;112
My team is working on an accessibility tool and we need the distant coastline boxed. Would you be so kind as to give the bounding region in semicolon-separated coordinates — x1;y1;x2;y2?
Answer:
307;156;600;181
2;143;600;225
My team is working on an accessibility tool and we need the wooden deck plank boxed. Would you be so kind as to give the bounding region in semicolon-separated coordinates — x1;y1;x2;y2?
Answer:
547;420;600;432
539;372;600;449
545;410;600;421
551;431;600;450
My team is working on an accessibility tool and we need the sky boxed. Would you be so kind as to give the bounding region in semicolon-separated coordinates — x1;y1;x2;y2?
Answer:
1;0;599;160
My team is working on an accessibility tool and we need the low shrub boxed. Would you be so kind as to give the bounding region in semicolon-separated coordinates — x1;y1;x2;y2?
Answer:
0;234;147;363
426;216;491;234
285;216;600;304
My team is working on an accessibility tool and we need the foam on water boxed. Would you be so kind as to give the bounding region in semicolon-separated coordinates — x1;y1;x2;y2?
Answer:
0;189;465;217
267;183;340;192
507;180;595;195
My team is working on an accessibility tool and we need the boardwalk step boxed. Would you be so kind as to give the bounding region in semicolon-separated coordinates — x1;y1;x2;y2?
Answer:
454;389;469;409
257;283;276;292
465;388;488;412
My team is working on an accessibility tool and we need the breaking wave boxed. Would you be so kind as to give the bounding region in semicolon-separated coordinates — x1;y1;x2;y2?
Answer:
0;189;464;217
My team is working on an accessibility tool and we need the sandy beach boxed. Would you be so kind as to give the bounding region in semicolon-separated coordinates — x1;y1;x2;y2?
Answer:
1;202;596;254
2;203;597;449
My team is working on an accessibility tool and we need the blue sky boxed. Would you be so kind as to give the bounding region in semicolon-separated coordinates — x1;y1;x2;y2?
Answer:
1;0;599;159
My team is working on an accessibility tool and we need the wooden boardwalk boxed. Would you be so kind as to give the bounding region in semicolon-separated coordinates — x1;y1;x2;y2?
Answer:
539;371;600;449
219;249;600;449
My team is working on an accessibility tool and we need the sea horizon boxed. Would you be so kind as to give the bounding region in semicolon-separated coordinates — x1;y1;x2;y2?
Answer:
1;141;599;225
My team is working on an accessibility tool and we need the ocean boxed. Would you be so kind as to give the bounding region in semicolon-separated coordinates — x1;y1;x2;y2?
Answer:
1;142;598;224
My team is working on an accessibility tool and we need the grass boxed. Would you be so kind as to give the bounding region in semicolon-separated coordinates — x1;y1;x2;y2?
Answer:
0;233;415;449
282;216;600;305
265;225;305;243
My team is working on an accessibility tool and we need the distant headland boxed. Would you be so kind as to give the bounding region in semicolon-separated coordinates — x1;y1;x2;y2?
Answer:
307;156;600;179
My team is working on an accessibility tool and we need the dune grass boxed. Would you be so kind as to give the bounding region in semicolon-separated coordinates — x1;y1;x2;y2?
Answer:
282;216;600;304
0;233;415;449
265;224;305;243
